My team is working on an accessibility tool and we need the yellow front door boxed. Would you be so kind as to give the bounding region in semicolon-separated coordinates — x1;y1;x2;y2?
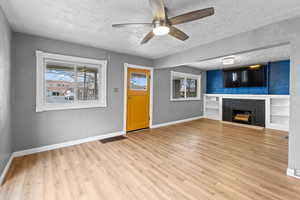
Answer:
127;68;150;132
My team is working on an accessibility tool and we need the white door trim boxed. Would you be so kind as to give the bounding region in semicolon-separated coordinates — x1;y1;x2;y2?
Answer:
123;63;154;132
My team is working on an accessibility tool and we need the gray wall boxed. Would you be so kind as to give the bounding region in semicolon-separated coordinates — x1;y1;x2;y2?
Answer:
11;33;153;151
289;35;300;172
0;7;12;176
153;66;205;125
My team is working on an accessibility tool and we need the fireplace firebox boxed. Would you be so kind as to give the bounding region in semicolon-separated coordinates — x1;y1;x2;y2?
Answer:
223;99;265;127
232;110;252;124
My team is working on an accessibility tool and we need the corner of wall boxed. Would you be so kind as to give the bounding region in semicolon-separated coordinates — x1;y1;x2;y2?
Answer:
0;4;13;183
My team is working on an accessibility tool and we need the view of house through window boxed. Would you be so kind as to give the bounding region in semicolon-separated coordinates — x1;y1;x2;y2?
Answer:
172;75;185;99
186;78;198;98
77;66;99;101
171;71;201;100
46;61;99;104
46;62;76;104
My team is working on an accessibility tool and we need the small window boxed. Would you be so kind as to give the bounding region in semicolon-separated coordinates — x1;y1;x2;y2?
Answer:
130;72;147;91
171;71;201;101
36;51;107;112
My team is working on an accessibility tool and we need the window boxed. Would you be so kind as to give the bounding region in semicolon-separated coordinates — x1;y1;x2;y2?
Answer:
36;51;107;112
171;71;201;101
130;72;147;91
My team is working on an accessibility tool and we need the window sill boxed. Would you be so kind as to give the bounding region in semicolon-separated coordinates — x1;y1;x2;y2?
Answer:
170;98;202;102
36;103;107;112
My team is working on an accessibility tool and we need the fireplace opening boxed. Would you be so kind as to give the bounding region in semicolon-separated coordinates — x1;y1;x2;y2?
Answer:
232;110;252;124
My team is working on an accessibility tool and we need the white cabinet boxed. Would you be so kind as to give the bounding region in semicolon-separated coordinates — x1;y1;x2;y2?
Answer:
204;95;222;120
267;96;290;131
203;94;290;131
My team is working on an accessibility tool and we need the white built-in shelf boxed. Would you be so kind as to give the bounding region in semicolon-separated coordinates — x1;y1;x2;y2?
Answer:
271;104;289;108
271;109;289;117
204;95;222;120
206;106;219;110
203;94;290;131
269;97;290;131
271;114;290;117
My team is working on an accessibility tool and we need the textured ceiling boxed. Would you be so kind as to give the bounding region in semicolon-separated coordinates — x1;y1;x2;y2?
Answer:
1;0;300;59
185;45;291;70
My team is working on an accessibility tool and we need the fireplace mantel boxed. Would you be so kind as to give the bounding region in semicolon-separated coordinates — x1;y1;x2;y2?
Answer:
204;94;290;131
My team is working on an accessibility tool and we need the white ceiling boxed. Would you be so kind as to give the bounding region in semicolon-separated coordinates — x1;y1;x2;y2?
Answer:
1;0;300;59
185;45;291;70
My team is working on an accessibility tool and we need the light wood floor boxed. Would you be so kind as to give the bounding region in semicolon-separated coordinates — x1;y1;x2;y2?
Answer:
1;119;300;200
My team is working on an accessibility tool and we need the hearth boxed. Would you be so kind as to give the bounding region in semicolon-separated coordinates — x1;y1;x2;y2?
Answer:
223;99;265;127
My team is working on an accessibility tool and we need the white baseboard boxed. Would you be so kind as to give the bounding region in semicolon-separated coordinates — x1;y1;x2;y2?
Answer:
287;168;300;179
151;116;203;129
0;155;14;185
13;131;125;158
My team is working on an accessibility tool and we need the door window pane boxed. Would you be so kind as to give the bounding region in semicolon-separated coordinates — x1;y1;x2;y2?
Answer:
77;65;99;101
130;72;147;91
186;78;198;98
172;76;185;99
46;62;75;104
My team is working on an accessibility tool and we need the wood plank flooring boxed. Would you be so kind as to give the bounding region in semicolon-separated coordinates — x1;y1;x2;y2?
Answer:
1;119;300;200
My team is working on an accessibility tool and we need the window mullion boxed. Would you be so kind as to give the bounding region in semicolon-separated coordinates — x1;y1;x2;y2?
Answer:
43;59;46;105
184;76;187;100
170;72;173;100
98;65;101;103
198;76;201;99
74;64;79;104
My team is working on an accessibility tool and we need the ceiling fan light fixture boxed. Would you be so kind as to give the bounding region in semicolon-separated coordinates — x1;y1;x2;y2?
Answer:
153;26;170;36
112;1;215;44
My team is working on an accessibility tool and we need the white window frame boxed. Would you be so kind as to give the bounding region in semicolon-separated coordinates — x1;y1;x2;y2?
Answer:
170;71;201;101
36;51;107;112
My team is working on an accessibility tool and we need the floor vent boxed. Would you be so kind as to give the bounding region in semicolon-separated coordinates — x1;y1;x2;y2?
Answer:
100;136;127;144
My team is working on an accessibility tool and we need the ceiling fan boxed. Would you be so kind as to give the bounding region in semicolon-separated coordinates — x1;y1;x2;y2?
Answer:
112;0;215;44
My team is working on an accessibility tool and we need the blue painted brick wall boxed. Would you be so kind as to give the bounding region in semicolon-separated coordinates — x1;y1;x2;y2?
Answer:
206;60;290;95
268;60;290;95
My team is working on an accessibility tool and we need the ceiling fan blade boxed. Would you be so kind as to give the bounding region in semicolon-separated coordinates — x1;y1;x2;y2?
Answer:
141;31;155;44
149;0;166;21
169;26;189;41
112;23;152;28
169;7;214;25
